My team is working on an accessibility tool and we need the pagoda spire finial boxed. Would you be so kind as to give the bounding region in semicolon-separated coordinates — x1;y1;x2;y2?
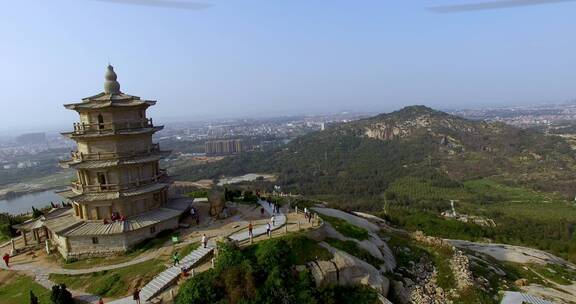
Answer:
104;64;121;94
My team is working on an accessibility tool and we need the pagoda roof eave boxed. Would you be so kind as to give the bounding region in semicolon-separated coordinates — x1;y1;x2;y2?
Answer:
57;183;170;203
62;126;164;139
59;153;170;169
64;92;156;111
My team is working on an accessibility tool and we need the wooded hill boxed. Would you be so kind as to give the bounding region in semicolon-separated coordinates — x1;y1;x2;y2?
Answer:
176;105;576;199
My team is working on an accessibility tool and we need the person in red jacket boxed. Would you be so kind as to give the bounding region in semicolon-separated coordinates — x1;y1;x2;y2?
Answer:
3;253;10;268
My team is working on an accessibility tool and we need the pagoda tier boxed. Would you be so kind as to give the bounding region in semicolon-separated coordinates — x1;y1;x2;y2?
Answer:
59;144;171;169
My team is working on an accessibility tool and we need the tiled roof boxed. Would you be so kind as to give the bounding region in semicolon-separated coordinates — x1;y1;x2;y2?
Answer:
43;208;83;234
62;126;164;139
63;92;156;111
61;154;164;169
63;202;190;236
57;183;170;203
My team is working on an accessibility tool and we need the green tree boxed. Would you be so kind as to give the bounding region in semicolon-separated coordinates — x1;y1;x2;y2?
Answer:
175;270;223;304
50;284;74;304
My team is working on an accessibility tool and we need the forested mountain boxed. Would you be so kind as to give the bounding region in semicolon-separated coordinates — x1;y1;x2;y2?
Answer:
176;105;576;198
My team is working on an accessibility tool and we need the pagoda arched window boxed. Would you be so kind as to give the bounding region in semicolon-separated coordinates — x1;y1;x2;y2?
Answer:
98;114;104;130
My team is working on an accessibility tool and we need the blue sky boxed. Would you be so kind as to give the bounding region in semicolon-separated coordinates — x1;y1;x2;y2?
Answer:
1;0;575;131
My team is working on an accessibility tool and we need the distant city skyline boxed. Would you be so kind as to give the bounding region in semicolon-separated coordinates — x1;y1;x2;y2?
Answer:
1;1;576;131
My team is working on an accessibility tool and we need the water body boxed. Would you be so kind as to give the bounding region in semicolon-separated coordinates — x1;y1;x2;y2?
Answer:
0;190;66;215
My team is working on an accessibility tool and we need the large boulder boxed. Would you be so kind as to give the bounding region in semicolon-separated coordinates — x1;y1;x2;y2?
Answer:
308;208;397;272
308;243;390;296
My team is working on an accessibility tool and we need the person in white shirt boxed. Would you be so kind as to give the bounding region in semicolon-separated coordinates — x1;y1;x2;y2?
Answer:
202;234;207;248
266;223;272;237
271;215;275;226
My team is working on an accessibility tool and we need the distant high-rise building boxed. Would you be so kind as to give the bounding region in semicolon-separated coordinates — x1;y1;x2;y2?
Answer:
205;139;243;155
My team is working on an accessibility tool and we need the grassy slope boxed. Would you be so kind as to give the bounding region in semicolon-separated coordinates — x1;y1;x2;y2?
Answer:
50;259;166;298
383;177;576;262
0;270;51;304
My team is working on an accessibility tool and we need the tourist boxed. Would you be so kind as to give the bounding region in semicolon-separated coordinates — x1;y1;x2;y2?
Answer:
2;253;9;267
190;208;195;217
202;234;207;249
271;215;275;226
98;297;104;304
133;288;141;304
266;222;271;238
304;207;308;216
260;207;265;216
172;252;180;266
196;215;200;226
248;221;253;238
181;267;189;278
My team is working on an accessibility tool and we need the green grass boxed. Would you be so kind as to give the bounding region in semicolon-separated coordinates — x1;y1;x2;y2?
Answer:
388;176;471;202
319;214;370;240
0;270;52;304
50;258;166;298
324;237;383;268
383;177;576;263
251;234;332;265
528;263;576;285
286;235;333;264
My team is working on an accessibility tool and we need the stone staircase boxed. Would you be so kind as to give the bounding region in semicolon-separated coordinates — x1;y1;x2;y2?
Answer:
500;291;554;304
109;245;214;304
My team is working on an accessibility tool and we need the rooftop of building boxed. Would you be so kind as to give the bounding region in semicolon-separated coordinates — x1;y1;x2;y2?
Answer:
14;197;192;237
64;65;157;111
57;183;170;203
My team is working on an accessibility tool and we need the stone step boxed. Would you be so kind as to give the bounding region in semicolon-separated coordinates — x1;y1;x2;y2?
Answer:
155;276;171;285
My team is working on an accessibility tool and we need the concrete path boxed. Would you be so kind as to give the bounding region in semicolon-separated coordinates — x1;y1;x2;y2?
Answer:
0;248;162;275
228;200;286;242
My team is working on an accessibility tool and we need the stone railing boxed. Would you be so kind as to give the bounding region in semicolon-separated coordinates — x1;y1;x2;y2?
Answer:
69;143;161;161
71;118;153;135
71;170;168;193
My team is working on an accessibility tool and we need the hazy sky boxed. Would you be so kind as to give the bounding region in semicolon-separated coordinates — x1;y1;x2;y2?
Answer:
1;0;576;132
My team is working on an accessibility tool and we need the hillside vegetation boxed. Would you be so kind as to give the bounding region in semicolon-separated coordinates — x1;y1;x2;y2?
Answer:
175;106;576;261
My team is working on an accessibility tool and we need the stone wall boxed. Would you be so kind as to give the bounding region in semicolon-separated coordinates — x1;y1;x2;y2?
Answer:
62;216;180;260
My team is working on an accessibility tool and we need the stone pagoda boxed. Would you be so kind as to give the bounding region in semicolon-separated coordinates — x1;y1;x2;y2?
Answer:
37;65;191;259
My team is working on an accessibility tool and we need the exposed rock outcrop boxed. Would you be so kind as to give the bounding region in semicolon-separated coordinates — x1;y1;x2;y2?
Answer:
450;250;474;290
307;242;390;297
311;207;397;272
393;255;452;304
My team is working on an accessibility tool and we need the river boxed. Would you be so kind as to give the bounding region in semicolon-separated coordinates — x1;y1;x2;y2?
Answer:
0;190;66;215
